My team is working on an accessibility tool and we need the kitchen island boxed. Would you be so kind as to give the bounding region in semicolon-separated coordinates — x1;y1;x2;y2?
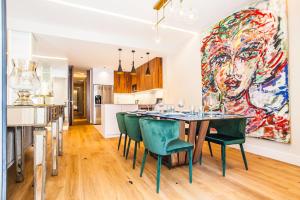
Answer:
96;104;138;138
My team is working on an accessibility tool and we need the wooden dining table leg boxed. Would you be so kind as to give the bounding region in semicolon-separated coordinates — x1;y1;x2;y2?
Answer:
193;120;210;163
177;120;187;165
186;121;197;164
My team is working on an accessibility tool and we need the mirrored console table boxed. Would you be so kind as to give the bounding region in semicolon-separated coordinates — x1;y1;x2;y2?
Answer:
7;105;65;200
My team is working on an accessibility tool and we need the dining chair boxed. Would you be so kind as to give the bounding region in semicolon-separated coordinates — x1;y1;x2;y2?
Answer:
200;118;248;176
116;112;128;157
139;118;193;193
124;114;143;169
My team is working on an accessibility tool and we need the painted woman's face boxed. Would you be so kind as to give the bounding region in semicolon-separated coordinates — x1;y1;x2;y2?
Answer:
209;30;265;98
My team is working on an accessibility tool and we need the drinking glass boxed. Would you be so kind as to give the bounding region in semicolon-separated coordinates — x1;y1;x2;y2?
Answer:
158;102;164;113
178;99;185;112
190;105;195;115
203;92;221;116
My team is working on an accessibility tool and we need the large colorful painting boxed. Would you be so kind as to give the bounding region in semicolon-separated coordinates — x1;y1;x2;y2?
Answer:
201;0;289;143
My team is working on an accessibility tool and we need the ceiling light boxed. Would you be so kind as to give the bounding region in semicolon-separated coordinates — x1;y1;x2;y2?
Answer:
46;0;198;35
32;54;68;60
145;52;151;76
117;48;124;75
131;50;136;75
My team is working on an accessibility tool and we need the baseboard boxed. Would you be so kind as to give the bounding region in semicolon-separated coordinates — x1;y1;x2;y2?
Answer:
230;143;300;166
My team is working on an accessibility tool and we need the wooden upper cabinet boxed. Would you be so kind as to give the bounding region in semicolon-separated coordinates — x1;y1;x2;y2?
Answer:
136;57;163;92
114;71;132;93
114;57;163;93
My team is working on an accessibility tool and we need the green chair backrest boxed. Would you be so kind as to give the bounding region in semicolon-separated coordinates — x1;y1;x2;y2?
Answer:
116;112;127;134
209;118;247;139
124;114;143;142
139;118;179;155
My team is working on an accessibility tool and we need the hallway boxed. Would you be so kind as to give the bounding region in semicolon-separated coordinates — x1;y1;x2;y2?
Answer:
7;125;300;200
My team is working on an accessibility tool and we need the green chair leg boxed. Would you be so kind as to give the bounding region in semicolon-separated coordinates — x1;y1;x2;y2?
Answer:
156;155;162;193
123;134;128;157
240;144;248;170
221;145;226;176
133;141;138;169
140;149;148;177
126;138;131;160
208;141;213;157
188;149;193;183
117;133;123;150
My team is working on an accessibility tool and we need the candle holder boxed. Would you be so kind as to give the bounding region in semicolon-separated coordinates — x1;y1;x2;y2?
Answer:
8;59;41;105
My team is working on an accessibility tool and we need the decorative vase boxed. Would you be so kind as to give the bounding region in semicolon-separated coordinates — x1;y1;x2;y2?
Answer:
8;59;41;105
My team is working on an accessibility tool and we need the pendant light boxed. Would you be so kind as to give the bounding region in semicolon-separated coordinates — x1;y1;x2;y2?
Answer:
117;48;124;74
145;52;151;76
130;50;136;75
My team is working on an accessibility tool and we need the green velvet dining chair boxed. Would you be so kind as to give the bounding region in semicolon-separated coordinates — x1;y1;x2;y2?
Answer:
139;118;194;193
116;112;128;157
124;114;143;169
200;118;248;176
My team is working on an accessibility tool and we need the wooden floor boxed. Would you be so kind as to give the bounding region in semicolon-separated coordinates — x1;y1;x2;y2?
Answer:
7;125;300;200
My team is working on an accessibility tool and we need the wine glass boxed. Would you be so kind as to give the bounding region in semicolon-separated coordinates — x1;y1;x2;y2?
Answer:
178;99;185;112
190;105;195;115
203;92;221;116
158;102;164;113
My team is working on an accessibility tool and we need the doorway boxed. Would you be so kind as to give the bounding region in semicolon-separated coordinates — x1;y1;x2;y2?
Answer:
72;70;89;125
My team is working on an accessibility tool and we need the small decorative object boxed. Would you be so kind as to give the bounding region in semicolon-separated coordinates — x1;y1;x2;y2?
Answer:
8;59;41;105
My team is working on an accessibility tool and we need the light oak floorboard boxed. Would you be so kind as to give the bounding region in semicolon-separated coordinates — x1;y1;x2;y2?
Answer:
7;125;300;200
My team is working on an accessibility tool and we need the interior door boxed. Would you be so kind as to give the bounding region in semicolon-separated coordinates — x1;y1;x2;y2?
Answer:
68;65;73;125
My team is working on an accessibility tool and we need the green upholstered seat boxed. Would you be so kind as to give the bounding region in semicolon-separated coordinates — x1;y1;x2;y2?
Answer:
200;118;248;176
116;112;128;157
166;139;193;153
139;118;193;193
124;114;143;169
205;134;245;145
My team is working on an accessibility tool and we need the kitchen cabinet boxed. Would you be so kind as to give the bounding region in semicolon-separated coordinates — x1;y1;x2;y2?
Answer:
136;57;163;92
114;57;163;93
113;71;132;93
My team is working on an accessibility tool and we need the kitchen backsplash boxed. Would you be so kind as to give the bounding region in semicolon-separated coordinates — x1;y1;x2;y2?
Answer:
114;89;163;104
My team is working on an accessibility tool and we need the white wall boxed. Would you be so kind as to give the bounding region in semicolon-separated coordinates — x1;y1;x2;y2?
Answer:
163;0;300;166
92;67;114;85
164;35;202;108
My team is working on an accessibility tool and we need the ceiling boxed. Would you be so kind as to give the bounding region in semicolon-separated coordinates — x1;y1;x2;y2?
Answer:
7;0;253;69
33;33;161;70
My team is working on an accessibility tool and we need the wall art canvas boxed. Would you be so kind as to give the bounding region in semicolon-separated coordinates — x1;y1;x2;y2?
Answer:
201;0;289;143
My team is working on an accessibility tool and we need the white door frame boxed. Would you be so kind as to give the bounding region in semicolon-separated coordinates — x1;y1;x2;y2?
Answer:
0;0;7;198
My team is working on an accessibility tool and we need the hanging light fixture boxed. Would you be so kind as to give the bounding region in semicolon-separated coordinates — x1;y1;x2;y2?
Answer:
145;52;151;76
117;48;124;74
130;50;136;75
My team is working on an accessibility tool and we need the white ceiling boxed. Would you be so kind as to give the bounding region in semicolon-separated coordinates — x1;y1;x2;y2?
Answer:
7;0;253;69
33;33;161;70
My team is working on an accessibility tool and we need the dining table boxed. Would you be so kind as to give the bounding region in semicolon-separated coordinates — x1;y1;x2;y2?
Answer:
130;110;251;167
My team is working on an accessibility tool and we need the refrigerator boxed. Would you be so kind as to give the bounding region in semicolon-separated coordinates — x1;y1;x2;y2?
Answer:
93;85;114;124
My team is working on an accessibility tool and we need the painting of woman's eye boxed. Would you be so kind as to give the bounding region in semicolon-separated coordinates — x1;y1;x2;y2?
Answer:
209;54;231;67
237;42;262;61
